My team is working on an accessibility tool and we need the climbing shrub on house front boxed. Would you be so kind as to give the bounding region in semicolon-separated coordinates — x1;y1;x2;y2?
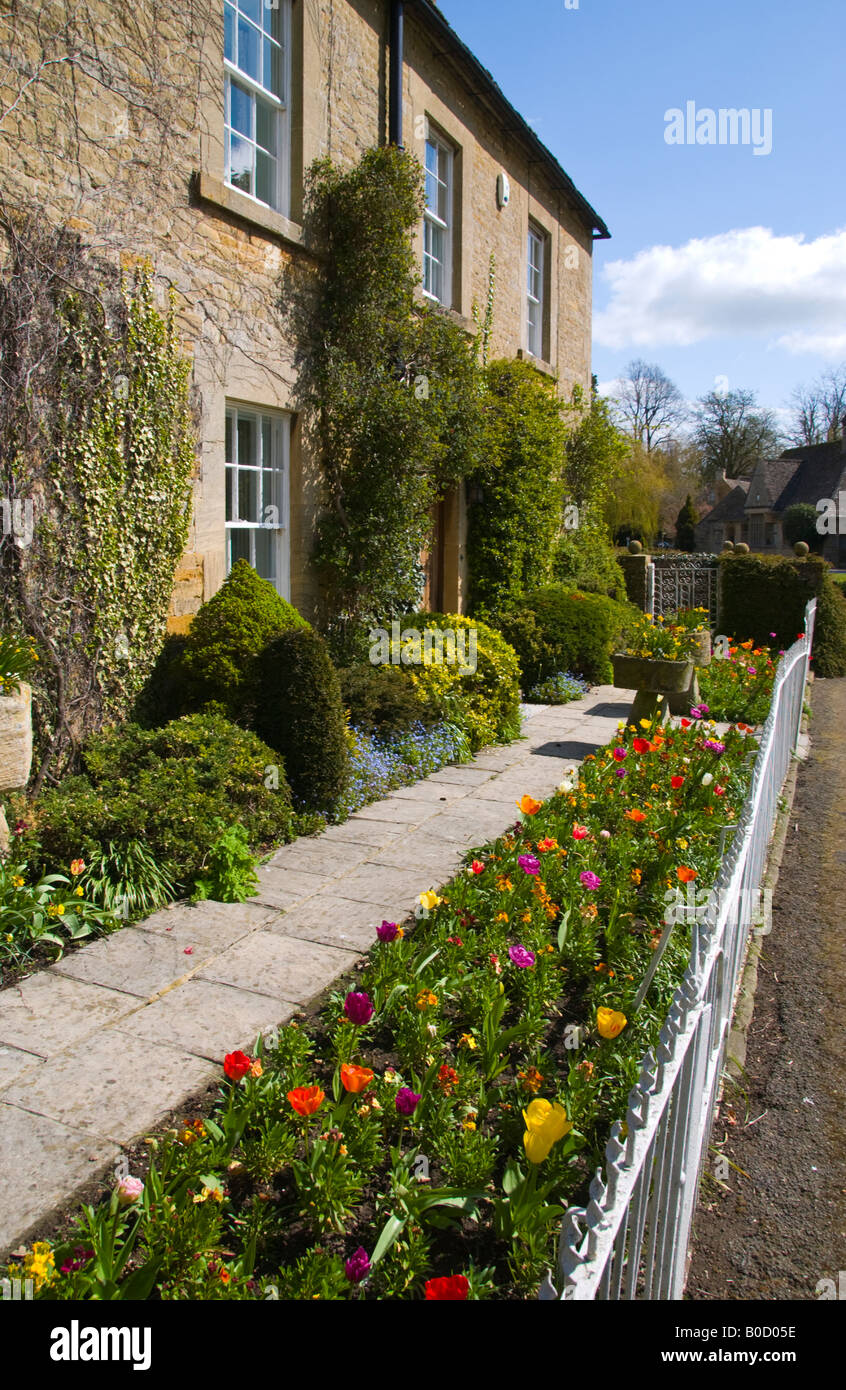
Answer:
300;147;484;662
0;210;196;789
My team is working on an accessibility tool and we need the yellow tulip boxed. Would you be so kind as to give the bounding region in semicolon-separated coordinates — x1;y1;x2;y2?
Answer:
597;1007;627;1040
522;1098;572;1164
419;890;441;911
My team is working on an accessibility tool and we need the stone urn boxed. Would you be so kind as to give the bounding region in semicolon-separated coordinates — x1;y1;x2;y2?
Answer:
612;655;694;724
0;682;33;791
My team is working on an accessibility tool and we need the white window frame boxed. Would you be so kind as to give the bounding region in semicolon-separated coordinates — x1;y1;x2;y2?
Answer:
224;0;291;217
527;223;546;358
225;404;291;600
422;128;454;307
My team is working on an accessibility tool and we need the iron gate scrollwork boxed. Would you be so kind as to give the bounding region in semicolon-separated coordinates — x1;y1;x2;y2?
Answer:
650;556;718;626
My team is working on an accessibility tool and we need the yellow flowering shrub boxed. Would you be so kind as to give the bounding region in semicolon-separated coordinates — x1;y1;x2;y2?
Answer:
399;613;521;752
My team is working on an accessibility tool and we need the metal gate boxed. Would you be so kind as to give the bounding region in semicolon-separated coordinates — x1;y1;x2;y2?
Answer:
649;557;718;626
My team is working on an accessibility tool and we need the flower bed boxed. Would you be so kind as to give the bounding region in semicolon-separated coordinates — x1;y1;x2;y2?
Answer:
698;637;778;724
13;707;760;1301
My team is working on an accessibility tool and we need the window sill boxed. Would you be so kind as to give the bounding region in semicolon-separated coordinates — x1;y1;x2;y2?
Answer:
195;173;321;258
516;349;557;378
414;289;476;335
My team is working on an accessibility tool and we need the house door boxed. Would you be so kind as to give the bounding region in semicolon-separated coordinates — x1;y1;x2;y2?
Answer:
422;498;446;612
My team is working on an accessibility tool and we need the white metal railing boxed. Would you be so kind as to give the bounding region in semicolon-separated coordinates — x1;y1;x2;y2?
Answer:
542;600;816;1301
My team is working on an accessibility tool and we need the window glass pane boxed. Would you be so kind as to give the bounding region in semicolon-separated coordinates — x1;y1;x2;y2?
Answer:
228;133;252;194
263;0;282;38
229;528;251;567
237;15;260;80
225;412;233;461
239;0;261;26
255;149;276;208
425;141;438;174
256;97;277;154
437;165;449;224
254;527;276;583
230;80;252;137
237;414;256;466
425;169;438;213
262;469;278;517
238;468;259;522
264;36;282;97
224;2;235;62
225;467;235;522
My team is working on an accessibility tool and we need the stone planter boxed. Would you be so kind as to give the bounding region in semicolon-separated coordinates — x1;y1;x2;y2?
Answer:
612;655;694;724
612;655;694;694
0;682;33;791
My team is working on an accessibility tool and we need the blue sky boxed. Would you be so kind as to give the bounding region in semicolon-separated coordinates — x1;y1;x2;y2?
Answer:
439;0;846;427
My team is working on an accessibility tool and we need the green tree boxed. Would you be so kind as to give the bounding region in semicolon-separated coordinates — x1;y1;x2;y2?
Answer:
693;388;781;484
782;503;821;551
675;494;698;551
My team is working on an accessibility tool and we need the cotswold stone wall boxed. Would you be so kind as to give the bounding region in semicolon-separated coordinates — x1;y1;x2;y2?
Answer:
0;0;597;625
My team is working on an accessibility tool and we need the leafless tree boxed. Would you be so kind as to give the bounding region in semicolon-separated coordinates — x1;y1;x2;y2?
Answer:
789;365;846;446
693;388;781;484
612;359;687;453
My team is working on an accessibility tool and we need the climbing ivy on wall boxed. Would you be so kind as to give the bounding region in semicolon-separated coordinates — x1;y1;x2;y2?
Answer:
0;208;196;787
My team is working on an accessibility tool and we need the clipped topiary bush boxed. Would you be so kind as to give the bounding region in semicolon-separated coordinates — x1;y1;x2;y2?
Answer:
34;714;294;892
338;662;441;737
718;552;846;676
180;561;308;721
393;612;522;752
130;632;190;727
496;584;637;688
254;627;349;812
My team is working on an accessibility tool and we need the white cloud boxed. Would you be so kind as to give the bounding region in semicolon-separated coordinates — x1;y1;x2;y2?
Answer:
594;226;846;359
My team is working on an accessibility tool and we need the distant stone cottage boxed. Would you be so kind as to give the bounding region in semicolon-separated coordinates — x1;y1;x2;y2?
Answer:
696;428;846;566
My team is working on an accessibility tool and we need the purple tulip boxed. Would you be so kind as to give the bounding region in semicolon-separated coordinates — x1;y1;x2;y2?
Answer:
615;768;627;778
344;1247;371;1283
690;704;710;719
344;991;374;1025
518;853;540;876
580;871;601;891
377;920;400;943
509;944;536;969
702;740;725;755
395;1086;420;1117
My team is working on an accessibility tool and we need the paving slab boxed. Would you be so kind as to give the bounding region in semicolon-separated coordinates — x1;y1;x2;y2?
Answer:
52;927;212;1000
425;765;496;786
2;1030;215;1144
0;972;138;1060
129;899;277;949
118;979;293;1062
253;863;328;908
0;1106;120;1257
388;780;468;803
351;797;432;824
261;839;369;877
268;893;404;952
198;931;360;1004
368;835;466;874
333;863;430;905
0;1043;43;1090
318;819;407;847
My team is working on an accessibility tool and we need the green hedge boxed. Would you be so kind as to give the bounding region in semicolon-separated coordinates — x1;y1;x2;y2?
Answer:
496;584;637;687
34;714;294;892
254;628;349;813
718;553;846;677
179;561;308;721
338;663;441;737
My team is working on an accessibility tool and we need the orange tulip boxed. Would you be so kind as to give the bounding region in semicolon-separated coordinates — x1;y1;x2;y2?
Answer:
517;795;542;816
287;1085;325;1116
677;866;697;883
625;808;647;822
340;1063;374;1094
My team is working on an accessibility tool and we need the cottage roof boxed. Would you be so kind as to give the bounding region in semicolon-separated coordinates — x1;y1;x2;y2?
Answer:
410;1;610;240
700;482;749;524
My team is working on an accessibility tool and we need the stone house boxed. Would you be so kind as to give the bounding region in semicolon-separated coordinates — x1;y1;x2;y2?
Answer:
0;0;608;627
695;430;846;566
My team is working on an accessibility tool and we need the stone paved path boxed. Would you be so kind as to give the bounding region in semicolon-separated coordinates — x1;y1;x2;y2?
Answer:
0;685;633;1255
